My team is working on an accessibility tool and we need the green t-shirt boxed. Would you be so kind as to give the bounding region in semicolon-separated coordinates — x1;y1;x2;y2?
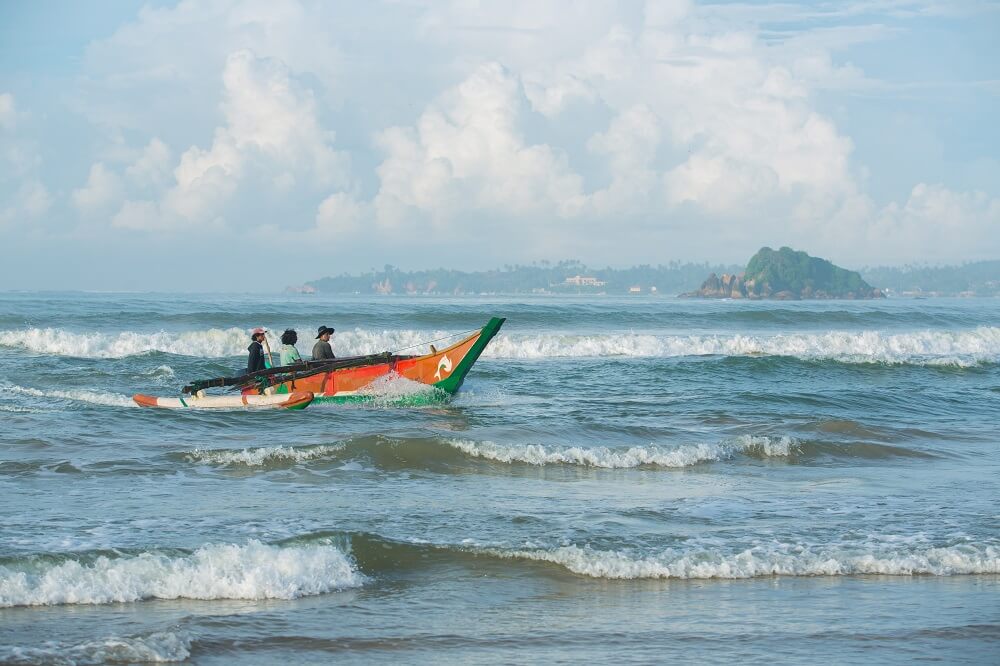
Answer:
279;344;302;366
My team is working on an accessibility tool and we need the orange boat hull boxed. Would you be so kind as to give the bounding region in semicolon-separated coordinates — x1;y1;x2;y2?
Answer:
244;317;504;400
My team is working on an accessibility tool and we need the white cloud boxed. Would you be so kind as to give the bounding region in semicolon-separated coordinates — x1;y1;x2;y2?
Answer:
316;191;367;235
125;138;172;188
0;180;51;227
76;0;343;132
374;62;586;230
587;105;662;214
5;0;994;273
114;49;350;231
73;162;124;213
869;184;1000;261
0;94;51;228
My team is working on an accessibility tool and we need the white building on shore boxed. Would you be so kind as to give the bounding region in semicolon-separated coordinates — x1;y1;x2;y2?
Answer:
563;275;606;287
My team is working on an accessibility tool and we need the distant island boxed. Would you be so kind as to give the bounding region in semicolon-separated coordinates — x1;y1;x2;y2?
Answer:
681;247;884;300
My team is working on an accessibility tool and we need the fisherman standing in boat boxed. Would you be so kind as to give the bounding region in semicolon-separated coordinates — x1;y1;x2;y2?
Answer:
247;327;268;373
279;329;304;366
312;325;336;360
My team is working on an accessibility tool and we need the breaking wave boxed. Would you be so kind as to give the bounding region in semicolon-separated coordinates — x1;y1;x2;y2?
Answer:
0;540;365;607
490;542;1000;579
486;327;1000;366
328;532;1000;580
184;444;347;467
1;384;135;408
0;327;250;358
0;326;449;359
447;435;797;468
1;326;998;366
0;631;191;664
177;435;797;471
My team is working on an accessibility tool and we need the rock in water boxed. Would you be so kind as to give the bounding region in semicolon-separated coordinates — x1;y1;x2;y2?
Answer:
681;246;884;300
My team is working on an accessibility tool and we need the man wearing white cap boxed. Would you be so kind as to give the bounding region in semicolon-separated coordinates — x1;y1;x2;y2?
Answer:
247;327;268;374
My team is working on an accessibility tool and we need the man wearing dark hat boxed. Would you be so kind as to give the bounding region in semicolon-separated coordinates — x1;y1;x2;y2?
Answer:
312;325;336;360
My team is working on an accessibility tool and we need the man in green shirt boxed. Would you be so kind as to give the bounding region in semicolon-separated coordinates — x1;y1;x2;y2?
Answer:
279;329;304;366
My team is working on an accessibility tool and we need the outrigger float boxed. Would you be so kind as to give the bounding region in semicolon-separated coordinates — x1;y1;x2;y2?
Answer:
132;317;505;410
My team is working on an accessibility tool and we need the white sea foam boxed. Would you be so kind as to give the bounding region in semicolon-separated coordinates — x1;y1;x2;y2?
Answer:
186;444;345;467
0;540;365;607
485;327;1000;366
144;365;176;378
0;631;191;664
0;327;250;358
356;372;444;407
494;542;1000;579
447;435;796;468
2;384;135;408
0;326;449;359
3;326;998;365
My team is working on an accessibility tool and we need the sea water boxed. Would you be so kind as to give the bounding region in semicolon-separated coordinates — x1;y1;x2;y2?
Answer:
0;293;997;664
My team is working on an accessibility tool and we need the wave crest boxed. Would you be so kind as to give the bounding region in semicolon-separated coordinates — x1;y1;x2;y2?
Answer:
493;543;1000;579
178;435;797;471
0;540;365;607
185;444;346;467
2;326;998;366
485;327;1000;366
447;435;796;468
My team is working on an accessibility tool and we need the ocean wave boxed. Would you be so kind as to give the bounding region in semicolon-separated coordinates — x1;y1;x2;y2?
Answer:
316;531;1000;581
184;444;346;467
486;327;1000;366
0;632;191;665
177;435;796;471
0;540;365;607
2;326;998;365
447;435;796;468
0;326;447;359
490;542;1000;579
0;327;249;358
2;384;135;408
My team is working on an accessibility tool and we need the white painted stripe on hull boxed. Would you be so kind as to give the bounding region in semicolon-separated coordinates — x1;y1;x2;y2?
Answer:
134;393;312;409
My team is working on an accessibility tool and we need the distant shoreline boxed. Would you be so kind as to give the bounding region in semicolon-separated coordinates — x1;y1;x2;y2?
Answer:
294;258;1000;298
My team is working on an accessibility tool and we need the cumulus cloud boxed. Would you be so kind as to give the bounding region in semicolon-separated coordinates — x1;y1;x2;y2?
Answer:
76;0;343;133
587;105;662;214
0;93;51;228
374;62;586;230
0;180;51;227
125;138;172;188
870;184;1000;261
73;162;124;213
4;0;996;272
114;49;350;231
316;191;367;235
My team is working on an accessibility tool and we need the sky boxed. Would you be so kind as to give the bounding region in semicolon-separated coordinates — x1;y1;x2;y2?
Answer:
0;0;998;291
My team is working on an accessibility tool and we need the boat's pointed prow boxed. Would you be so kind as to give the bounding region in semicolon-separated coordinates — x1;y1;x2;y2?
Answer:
431;316;505;394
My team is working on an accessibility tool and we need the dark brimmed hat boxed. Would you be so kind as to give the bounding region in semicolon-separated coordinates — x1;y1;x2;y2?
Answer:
315;325;335;338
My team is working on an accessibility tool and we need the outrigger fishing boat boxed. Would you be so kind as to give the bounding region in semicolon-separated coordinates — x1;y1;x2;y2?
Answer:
132;317;505;409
